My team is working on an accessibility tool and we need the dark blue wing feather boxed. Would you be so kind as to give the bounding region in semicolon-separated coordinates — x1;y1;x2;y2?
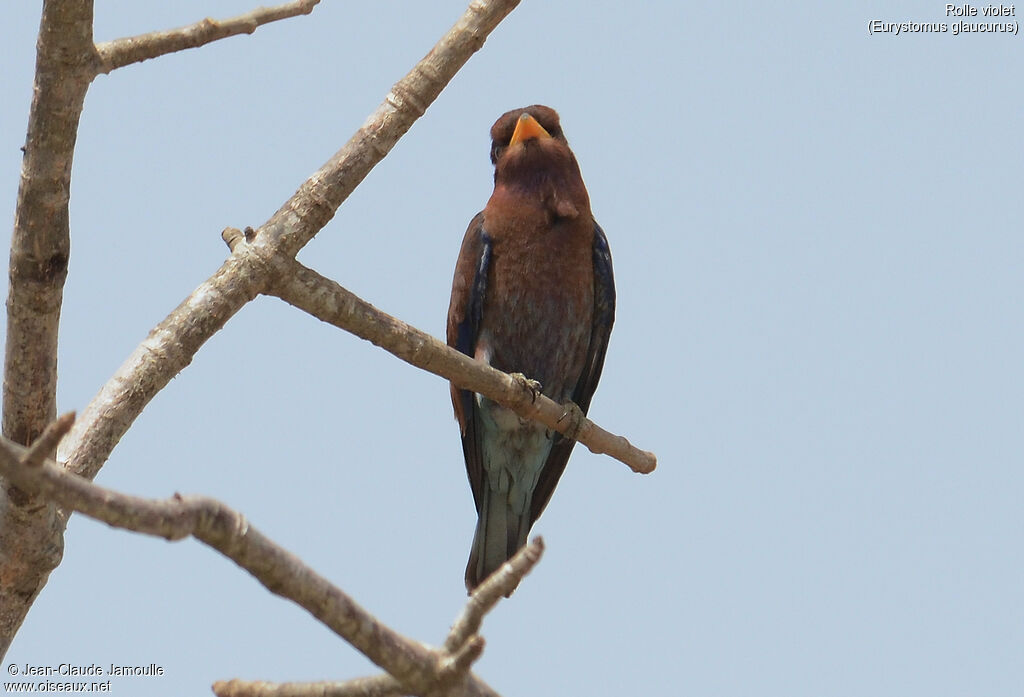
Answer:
447;213;492;514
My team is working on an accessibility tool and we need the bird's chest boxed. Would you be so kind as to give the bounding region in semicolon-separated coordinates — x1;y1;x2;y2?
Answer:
476;220;594;399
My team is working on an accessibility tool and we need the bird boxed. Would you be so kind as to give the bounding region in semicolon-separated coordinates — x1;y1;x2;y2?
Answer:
447;105;615;592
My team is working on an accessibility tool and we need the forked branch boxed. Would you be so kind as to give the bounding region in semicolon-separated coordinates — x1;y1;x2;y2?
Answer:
0;423;543;697
59;0;524;482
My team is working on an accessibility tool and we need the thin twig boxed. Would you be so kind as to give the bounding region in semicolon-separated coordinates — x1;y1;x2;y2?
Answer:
259;257;657;474
96;0;321;73
445;539;544;654
19;411;75;468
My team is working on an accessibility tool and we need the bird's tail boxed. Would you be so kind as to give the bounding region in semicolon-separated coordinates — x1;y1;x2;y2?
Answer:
465;487;530;592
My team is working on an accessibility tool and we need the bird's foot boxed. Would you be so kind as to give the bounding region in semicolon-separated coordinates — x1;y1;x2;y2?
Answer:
557;401;586;441
510;373;542;403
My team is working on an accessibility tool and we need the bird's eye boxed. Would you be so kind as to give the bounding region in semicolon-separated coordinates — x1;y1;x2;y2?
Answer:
490;143;507;164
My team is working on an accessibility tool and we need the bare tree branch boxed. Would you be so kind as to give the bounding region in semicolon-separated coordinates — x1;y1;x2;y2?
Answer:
0;428;547;697
60;252;265;481
0;0;99;658
254;0;524;259
213;675;406;697
4;0;96;448
247;253;657;475
95;0;321;73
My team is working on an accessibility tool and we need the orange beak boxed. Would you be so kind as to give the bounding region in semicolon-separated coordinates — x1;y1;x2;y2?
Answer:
509;113;551;146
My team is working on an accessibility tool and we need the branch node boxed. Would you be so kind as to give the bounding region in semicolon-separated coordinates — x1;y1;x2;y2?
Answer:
21;412;76;468
222;227;246;251
438;634;485;683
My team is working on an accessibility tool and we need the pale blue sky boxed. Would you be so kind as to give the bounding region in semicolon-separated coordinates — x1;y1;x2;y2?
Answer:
1;1;1022;695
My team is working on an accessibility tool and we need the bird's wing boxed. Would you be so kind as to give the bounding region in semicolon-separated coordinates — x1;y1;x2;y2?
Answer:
447;212;492;514
529;221;616;523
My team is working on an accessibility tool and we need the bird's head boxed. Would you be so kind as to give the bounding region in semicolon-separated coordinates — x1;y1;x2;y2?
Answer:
488;105;583;191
